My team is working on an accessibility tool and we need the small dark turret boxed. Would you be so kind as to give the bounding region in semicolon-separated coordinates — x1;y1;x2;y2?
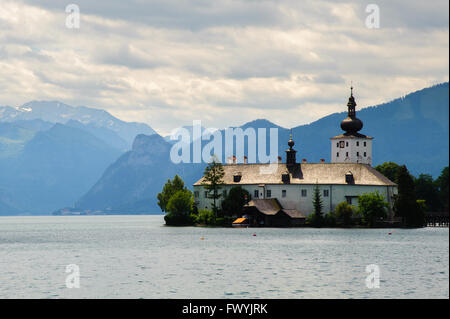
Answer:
285;131;297;166
340;86;363;135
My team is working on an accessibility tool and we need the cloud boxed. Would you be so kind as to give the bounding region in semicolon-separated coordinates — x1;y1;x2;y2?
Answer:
0;0;448;135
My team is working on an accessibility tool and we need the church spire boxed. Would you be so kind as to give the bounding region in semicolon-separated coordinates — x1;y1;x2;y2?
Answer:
347;85;357;118
340;85;363;135
288;129;295;149
286;129;297;166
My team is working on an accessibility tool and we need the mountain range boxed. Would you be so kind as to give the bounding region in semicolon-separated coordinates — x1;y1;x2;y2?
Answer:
0;83;448;214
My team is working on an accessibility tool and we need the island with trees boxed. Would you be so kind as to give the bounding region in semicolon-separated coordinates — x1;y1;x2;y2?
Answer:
157;159;449;228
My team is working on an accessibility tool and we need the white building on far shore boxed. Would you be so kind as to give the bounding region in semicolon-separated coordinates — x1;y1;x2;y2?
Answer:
193;88;397;217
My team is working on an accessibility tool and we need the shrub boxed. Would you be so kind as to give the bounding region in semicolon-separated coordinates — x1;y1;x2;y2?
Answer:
324;212;337;227
335;201;355;226
358;192;388;227
197;209;215;225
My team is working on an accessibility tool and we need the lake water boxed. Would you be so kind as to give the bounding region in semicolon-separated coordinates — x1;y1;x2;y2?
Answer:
0;215;448;299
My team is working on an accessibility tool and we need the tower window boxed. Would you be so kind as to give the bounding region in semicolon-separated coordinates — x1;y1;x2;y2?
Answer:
282;190;287;198
357;152;359;156
323;190;329;197
337;142;339;147
364;152;367;157
254;190;259;198
346;152;349;157
301;189;307;197
356;141;359;146
346;142;348;147
364;141;367;147
337;152;339;157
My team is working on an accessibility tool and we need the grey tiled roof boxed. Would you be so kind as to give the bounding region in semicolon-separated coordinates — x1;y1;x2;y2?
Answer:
194;163;396;186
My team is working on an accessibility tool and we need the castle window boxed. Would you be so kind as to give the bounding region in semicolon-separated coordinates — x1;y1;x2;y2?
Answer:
336;152;339;157
346;152;349;157
364;152;367;157
364;141;367;147
346;142;349;147
301;189;307;197
357;152;360;156
336;142;339;147
254;190;259;198
356;141;359;146
323;189;329;197
266;190;271;198
282;190;287;198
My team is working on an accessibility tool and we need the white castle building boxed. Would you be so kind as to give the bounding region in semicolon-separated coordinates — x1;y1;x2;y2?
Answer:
193;88;397;221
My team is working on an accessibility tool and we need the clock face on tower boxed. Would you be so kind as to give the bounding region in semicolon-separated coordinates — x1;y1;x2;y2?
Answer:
339;141;345;148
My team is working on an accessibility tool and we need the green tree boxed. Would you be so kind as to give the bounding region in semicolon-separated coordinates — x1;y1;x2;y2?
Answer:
311;183;324;226
375;162;402;182
436;166;449;212
334;201;355;226
221;186;250;218
394;165;424;227
164;189;195;226
358;192;388;227
414;174;440;212
202;156;225;216
157;175;186;212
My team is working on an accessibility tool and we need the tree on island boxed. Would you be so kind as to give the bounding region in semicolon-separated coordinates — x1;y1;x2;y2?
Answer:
309;183;324;227
202;155;225;218
414;174;441;212
394;165;425;227
157;175;186;212
358;192;388;227
436;166;449;212
221;186;250;218
158;175;195;226
164;189;195;226
375;162;402;182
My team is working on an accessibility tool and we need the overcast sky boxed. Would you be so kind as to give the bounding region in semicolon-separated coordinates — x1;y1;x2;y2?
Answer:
0;0;448;135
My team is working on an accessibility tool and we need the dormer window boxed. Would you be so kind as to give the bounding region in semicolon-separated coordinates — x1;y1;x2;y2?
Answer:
282;173;290;184
345;172;354;184
233;173;242;183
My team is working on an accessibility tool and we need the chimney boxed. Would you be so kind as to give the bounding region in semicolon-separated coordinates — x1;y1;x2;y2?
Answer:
243;156;248;164
320;158;325;163
278;156;282;163
302;158;307;163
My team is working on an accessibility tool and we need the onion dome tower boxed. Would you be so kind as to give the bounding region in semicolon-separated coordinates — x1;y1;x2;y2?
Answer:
330;86;373;165
340;87;364;135
286;130;297;166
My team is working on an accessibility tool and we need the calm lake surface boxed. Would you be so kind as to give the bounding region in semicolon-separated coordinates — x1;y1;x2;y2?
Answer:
0;215;448;299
